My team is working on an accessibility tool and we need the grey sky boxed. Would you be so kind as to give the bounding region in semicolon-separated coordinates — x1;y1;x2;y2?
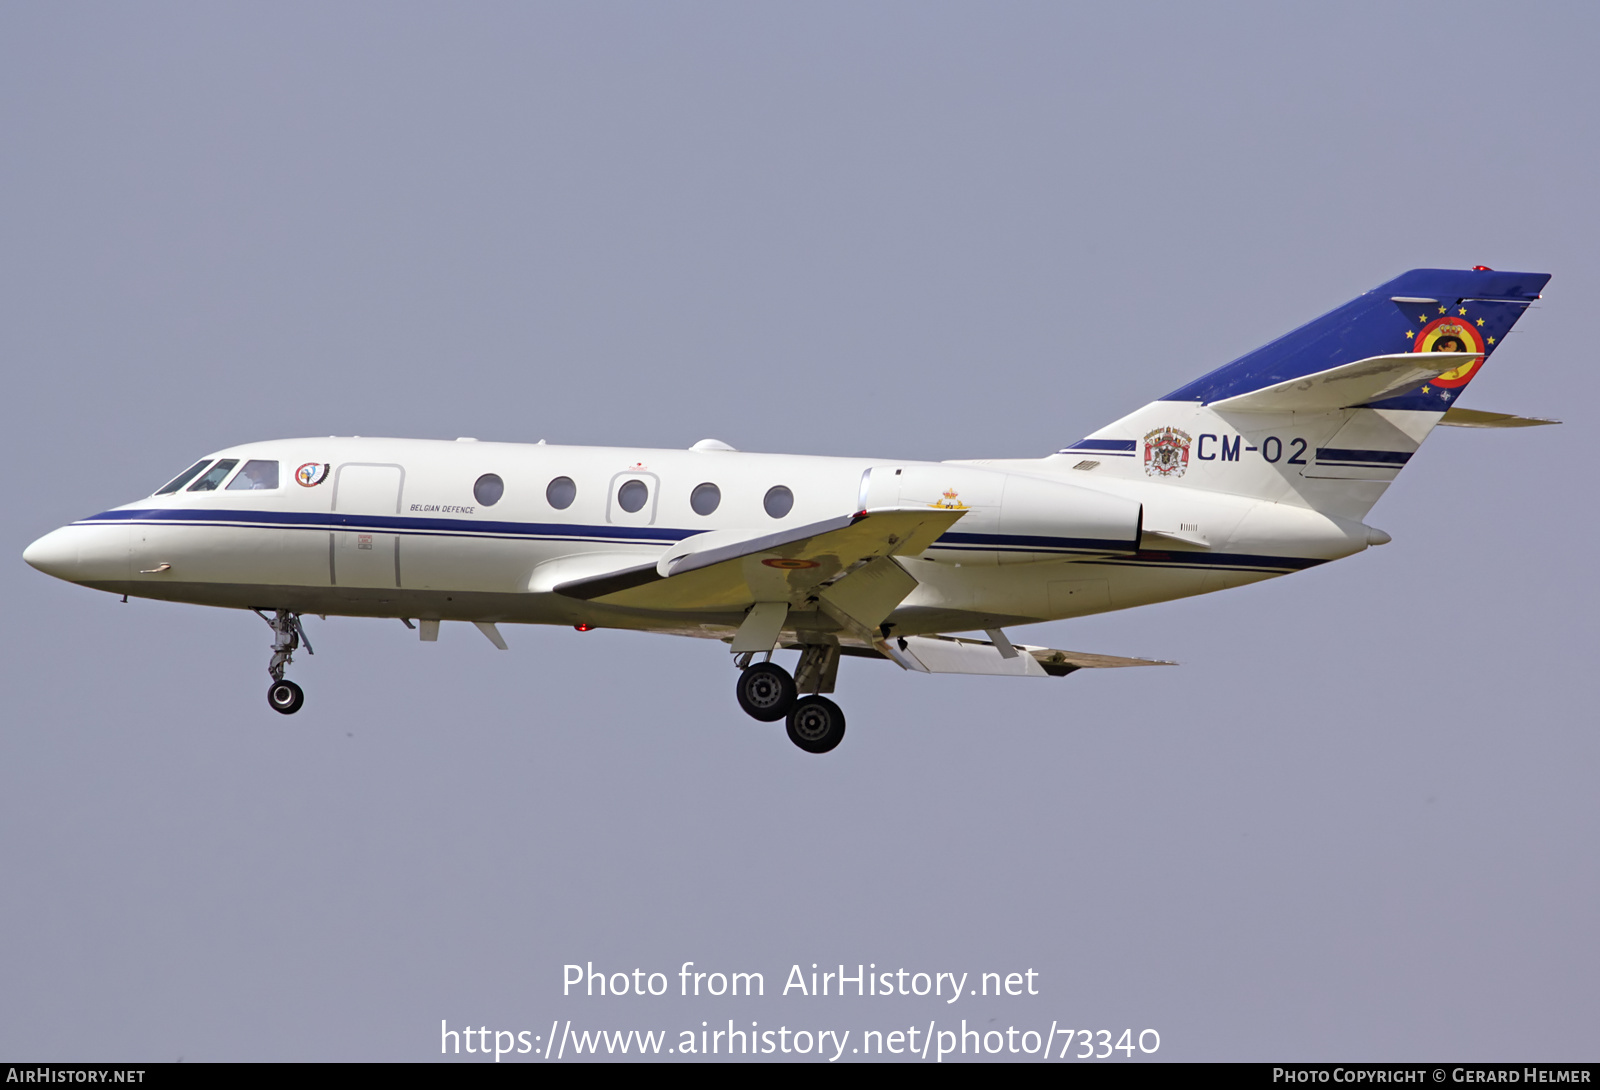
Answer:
2;3;1595;1061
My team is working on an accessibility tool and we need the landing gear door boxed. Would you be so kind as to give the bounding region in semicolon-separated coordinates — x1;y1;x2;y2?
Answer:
331;463;405;588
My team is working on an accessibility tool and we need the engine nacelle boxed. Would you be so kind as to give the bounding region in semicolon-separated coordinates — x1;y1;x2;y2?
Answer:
866;464;1142;565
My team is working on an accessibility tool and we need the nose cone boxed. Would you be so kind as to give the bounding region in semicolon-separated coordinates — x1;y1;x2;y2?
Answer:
23;526;79;580
24;522;129;586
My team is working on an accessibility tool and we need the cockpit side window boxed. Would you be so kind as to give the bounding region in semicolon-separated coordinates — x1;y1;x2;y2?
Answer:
155;460;213;495
187;459;240;492
226;460;280;491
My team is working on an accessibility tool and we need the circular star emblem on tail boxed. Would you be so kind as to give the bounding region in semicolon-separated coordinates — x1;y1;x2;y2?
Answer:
1143;426;1193;478
1413;315;1486;388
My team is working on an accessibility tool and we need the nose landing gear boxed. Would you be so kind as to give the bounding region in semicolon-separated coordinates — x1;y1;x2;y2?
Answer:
267;678;304;714
255;609;313;715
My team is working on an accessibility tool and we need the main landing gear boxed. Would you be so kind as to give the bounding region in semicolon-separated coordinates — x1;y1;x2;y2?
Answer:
255;608;313;715
733;654;847;754
785;695;846;755
735;661;796;722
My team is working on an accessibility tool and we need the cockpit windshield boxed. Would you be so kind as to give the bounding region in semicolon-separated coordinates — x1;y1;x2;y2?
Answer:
226;460;280;490
187;459;240;492
155;460;212;495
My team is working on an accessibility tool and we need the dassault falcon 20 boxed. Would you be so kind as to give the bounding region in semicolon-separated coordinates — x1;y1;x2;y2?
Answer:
25;267;1554;753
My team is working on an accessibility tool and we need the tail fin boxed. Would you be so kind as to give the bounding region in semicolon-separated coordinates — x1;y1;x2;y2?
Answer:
1056;268;1550;520
1160;267;1548;409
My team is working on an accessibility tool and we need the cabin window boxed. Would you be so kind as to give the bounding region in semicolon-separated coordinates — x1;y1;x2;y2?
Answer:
617;479;649;513
226;460;280;491
187;459;240;492
546;476;577;510
473;473;504;506
763;485;794;518
690;482;721;516
155;460;212;495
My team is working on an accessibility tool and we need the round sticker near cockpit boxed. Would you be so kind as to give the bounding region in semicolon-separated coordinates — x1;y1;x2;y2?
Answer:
295;463;331;487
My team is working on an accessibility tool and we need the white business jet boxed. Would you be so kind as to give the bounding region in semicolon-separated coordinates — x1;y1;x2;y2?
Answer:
24;268;1553;753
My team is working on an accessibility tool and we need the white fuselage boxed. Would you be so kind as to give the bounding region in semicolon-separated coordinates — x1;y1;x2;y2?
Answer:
24;435;1375;642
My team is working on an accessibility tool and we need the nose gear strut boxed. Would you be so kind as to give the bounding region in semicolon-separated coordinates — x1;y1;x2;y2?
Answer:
254;609;313;714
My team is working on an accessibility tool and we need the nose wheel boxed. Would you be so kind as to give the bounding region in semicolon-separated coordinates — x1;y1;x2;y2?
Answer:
255;608;313;715
267;679;305;715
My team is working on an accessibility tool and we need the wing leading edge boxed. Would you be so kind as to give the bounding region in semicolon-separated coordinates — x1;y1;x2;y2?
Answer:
552;506;964;609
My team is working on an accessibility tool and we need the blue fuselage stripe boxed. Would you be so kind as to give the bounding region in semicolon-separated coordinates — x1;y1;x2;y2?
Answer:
1315;447;1412;466
78;506;691;543
76;508;1324;574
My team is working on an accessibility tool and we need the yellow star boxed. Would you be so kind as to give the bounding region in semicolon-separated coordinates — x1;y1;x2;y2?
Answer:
1458;306;1468;315
1438;305;1447;313
1421;385;1431;393
1487;336;1496;344
1404;330;1414;339
1418;313;1428;322
1476;317;1485;326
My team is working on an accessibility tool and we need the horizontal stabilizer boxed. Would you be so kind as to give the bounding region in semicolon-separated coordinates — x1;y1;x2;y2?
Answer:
1437;407;1561;428
877;634;1175;677
1207;353;1478;413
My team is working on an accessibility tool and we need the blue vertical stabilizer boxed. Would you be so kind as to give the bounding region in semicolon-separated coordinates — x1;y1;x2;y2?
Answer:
1161;268;1549;410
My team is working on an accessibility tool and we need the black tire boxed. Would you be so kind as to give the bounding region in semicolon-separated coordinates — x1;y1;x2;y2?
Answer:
786;695;846;754
267;679;305;715
735;662;796;722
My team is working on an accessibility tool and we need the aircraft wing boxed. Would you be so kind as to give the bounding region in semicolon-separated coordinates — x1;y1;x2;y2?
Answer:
552;506;966;613
860;633;1175;677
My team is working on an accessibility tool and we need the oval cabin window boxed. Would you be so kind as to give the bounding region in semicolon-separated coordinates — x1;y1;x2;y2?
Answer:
473;473;504;506
763;485;794;519
617;479;649;514
546;476;577;510
690;482;721;516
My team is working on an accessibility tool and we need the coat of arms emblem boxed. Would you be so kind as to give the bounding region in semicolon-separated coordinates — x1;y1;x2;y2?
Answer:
1143;427;1192;478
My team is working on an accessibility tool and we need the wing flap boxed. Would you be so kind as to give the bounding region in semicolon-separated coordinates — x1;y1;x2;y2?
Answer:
894;635;1049;676
878;634;1176;677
